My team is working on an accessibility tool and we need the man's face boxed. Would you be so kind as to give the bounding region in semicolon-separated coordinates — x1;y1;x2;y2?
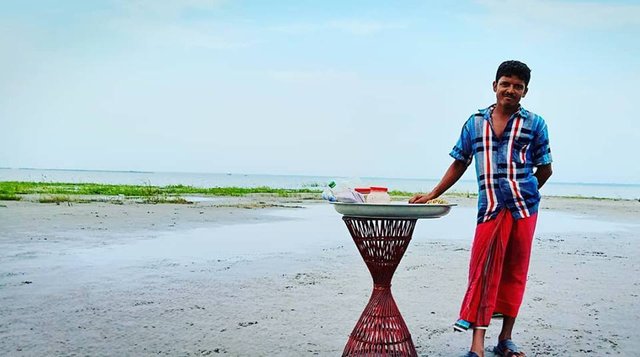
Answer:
493;75;528;109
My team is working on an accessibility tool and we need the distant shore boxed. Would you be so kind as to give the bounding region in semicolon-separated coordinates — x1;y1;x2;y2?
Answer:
2;167;639;200
2;181;639;205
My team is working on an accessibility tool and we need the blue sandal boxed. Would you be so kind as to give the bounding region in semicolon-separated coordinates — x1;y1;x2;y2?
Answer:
453;319;471;332
494;339;525;356
462;352;479;357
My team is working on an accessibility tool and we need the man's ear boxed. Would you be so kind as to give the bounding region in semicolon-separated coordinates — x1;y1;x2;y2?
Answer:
523;86;529;98
492;81;497;92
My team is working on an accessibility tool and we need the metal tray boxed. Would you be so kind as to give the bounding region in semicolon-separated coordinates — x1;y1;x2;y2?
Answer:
331;202;455;219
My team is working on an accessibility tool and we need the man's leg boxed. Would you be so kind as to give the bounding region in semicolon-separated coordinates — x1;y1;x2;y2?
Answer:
458;210;513;356
494;316;525;356
499;315;516;342
494;213;538;356
471;328;487;356
459;210;513;326
494;213;537;319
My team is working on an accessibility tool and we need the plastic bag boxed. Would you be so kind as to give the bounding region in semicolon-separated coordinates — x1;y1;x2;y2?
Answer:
322;180;365;203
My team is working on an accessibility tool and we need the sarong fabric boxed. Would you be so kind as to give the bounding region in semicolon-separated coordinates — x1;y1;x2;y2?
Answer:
458;209;538;326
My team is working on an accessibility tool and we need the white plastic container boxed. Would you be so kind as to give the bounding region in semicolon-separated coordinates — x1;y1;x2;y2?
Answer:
367;186;391;203
354;187;371;202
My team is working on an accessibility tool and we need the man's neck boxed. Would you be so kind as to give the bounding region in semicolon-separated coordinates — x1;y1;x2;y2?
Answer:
493;103;519;118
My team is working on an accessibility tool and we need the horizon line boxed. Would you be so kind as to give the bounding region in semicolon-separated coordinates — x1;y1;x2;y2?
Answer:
1;166;639;187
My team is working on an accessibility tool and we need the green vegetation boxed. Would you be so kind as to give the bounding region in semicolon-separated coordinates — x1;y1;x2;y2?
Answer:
0;181;495;202
0;193;21;201
0;185;22;201
143;196;193;204
38;195;72;204
388;190;414;197
0;181;322;201
1;181;625;203
389;190;478;198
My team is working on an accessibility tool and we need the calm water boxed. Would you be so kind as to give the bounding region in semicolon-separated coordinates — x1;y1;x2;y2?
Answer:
1;168;639;199
6;204;637;273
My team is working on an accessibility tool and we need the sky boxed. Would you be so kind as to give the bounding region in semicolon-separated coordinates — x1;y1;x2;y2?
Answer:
1;0;639;184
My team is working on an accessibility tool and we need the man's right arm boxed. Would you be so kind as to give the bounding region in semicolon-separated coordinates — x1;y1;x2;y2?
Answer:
409;159;468;204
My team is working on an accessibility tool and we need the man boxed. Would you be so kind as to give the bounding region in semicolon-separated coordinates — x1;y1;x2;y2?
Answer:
410;60;553;357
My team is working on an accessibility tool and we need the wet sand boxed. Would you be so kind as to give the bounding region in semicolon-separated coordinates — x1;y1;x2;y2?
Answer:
0;196;639;356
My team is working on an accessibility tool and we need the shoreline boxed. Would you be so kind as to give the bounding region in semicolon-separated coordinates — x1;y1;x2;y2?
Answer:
2;180;639;203
0;194;640;229
1;196;639;355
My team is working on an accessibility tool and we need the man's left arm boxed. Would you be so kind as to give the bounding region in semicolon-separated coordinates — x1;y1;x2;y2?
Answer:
532;118;553;189
534;164;552;189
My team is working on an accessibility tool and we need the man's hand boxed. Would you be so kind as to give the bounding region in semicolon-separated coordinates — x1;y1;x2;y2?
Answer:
534;164;553;189
409;193;435;204
408;159;467;204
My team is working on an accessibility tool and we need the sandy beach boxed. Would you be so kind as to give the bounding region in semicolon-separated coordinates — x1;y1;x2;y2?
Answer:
1;195;639;356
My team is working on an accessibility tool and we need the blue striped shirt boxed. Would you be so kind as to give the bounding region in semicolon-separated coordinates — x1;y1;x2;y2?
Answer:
450;105;552;223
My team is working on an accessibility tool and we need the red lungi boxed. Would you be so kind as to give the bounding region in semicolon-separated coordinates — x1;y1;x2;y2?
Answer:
458;209;538;327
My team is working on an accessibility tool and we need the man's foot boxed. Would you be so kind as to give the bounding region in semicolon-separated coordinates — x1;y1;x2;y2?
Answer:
493;339;525;357
462;352;480;357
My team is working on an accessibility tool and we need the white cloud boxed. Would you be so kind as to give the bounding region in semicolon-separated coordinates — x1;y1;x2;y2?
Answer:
111;19;253;49
267;69;358;83
271;19;408;36
327;19;408;35
105;0;253;50
475;0;640;29
116;0;227;19
103;0;255;50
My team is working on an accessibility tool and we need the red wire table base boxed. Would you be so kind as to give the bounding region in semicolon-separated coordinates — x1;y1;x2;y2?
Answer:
342;217;418;357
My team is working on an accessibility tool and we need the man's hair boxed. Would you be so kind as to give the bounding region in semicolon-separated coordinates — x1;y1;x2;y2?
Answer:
496;60;531;86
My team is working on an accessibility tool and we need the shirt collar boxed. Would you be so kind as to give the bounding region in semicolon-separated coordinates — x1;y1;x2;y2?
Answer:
479;104;529;120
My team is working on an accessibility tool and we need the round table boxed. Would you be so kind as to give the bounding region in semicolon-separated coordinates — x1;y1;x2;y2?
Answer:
332;202;454;357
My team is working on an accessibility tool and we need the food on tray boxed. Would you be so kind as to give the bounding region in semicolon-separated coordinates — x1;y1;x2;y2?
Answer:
426;198;449;205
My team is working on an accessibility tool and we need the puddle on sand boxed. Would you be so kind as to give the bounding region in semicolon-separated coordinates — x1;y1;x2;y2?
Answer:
1;203;636;295
71;204;346;265
74;204;637;266
4;203;635;279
